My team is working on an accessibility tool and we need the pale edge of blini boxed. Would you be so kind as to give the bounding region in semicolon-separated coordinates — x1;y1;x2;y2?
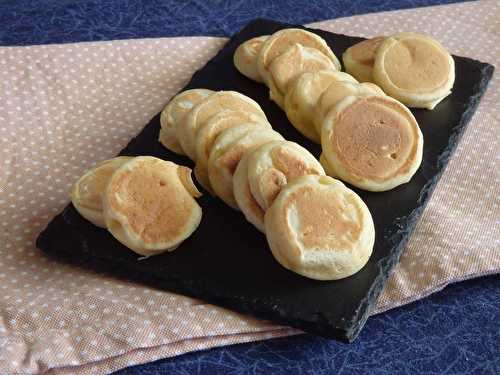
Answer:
233;35;269;83
233;149;267;233
159;88;214;155
70;156;133;228
284;70;359;143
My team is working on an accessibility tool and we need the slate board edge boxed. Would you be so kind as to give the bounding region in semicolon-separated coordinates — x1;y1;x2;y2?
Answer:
35;18;495;342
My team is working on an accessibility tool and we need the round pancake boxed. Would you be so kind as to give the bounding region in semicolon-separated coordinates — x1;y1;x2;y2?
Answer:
268;43;337;109
343;36;386;82
178;91;267;160
315;81;385;134
373;32;455;109
194;110;270;193
103;156;202;256
247;140;325;211
321;95;423;191
284;70;358;142
208;124;284;209
233;35;269;82
159;88;214;155
264;175;375;280
232;150;266;232
70;156;132;227
257;28;341;87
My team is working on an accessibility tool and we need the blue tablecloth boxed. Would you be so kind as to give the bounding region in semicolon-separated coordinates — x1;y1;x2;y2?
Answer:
2;1;498;374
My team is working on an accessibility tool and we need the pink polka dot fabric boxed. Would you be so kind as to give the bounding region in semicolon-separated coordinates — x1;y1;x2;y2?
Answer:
0;1;498;374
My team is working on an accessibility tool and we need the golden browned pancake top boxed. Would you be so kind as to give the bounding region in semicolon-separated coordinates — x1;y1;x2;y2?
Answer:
283;183;363;252
272;145;320;178
217;143;250;178
106;159;197;245
330;96;419;181
349;36;385;66
383;38;450;91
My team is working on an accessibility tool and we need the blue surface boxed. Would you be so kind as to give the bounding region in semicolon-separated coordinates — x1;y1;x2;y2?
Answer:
116;275;500;375
1;0;465;45
2;1;498;374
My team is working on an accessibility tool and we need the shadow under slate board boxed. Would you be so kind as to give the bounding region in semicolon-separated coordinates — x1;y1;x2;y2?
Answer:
36;19;494;342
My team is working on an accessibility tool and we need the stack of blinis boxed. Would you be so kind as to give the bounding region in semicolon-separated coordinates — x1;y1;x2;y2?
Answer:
234;28;455;191
158;88;375;281
70;28;455;281
71;156;203;257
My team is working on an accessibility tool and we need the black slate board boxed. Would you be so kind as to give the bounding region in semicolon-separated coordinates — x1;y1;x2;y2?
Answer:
36;19;494;342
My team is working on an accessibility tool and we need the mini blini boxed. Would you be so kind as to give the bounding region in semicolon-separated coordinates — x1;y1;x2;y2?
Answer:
264;175;375;280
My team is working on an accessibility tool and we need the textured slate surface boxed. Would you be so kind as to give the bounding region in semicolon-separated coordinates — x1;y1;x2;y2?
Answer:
4;0;499;374
37;18;493;342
